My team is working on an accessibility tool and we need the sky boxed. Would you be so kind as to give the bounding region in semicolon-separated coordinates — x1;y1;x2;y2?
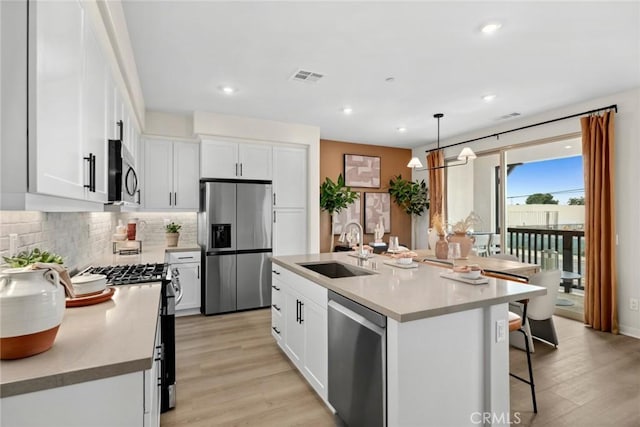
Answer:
507;156;584;205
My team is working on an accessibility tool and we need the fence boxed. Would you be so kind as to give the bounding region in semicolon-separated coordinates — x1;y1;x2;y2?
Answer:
506;226;585;291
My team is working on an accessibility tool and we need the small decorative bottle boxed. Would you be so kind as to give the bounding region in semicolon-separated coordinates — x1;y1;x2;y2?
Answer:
435;234;449;260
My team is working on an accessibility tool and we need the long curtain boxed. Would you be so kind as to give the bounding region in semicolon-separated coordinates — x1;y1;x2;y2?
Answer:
427;150;445;226
581;111;618;333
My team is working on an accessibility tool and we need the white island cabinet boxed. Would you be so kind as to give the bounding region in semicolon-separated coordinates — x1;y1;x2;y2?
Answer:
271;253;546;426
0;285;162;427
272;264;328;401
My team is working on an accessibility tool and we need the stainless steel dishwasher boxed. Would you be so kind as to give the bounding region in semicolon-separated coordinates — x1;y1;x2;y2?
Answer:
328;290;387;427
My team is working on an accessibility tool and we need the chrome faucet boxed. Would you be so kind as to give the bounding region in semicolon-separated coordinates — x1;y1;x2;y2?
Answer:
342;220;367;259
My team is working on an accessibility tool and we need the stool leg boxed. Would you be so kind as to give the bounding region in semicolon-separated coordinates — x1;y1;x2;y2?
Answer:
521;328;537;413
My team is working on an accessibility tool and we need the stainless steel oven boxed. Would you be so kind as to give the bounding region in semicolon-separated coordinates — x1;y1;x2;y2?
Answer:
108;120;140;205
79;263;176;412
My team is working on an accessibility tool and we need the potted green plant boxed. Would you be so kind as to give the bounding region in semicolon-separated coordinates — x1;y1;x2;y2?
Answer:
388;175;429;248
320;174;359;251
165;222;182;247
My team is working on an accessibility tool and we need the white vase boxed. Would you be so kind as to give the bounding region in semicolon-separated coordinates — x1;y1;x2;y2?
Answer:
427;228;439;251
166;232;180;247
0;267;65;359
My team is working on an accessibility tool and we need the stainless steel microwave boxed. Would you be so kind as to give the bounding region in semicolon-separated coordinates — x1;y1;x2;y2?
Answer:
108;138;139;205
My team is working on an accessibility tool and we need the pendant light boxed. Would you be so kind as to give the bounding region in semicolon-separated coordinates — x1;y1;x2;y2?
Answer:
407;113;477;170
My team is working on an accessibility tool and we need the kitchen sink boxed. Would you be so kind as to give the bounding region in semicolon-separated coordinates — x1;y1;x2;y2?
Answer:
298;261;374;279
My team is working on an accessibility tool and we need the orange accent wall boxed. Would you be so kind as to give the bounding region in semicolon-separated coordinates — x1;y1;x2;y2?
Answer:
320;139;413;252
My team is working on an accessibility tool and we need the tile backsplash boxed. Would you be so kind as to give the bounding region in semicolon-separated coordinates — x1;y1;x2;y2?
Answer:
0;211;198;271
117;212;197;246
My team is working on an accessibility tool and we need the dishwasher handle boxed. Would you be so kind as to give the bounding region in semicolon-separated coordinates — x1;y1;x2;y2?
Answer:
328;300;385;336
328;290;386;328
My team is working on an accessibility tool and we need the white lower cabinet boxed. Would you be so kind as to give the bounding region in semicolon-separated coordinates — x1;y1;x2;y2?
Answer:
1;315;161;427
166;251;201;315
144;313;162;427
271;277;285;344
272;265;327;401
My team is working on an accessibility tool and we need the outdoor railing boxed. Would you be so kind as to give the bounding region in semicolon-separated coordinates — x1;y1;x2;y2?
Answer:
506;226;585;290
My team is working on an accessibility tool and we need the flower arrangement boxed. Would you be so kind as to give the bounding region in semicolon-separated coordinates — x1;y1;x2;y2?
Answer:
450;211;481;234
431;213;446;236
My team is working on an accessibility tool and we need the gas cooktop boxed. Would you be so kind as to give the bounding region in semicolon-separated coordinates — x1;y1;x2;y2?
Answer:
83;263;167;285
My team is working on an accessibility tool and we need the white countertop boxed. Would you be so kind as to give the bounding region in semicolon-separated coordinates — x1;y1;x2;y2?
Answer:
0;284;161;398
272;253;546;322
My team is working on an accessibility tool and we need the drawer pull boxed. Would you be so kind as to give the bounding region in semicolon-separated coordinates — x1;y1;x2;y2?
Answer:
272;326;281;335
272;284;280;291
272;270;280;275
272;304;281;311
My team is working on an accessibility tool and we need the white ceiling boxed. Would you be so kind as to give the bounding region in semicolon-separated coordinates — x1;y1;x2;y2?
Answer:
122;1;640;148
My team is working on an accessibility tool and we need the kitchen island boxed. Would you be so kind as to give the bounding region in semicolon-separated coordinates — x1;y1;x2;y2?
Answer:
271;252;545;427
0;283;162;427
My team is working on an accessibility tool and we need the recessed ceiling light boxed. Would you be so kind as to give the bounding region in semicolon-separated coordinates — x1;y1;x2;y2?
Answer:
385;77;395;83
397;127;407;133
565;145;573;149
221;86;236;94
342;106;353;115
482;94;497;102
481;23;502;34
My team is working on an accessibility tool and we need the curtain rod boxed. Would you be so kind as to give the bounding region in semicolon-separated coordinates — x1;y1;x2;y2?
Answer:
425;104;618;154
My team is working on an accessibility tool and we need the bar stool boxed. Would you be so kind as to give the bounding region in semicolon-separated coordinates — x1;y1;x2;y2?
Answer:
508;301;537;413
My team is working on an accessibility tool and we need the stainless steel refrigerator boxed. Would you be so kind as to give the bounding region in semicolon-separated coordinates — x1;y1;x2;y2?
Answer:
199;180;272;315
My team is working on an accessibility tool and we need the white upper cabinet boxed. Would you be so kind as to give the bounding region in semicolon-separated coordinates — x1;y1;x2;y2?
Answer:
200;139;272;180
18;0;140;209
30;0;86;200
82;13;108;203
273;146;307;208
238;144;272;180
143;138;199;210
142;139;173;209
173;142;200;209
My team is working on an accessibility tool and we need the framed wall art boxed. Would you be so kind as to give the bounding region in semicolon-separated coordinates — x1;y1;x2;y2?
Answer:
344;154;381;188
333;195;361;234
364;192;391;234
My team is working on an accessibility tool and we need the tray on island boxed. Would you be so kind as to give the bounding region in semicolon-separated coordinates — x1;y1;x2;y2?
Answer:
66;287;116;307
440;271;489;285
383;260;418;269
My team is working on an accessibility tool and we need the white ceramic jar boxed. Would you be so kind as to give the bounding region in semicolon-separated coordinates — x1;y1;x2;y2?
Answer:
0;267;65;359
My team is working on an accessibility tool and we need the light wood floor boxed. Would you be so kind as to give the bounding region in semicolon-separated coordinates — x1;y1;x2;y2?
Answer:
162;309;640;427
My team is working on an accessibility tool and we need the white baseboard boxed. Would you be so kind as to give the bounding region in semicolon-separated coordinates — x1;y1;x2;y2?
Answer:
618;325;640;339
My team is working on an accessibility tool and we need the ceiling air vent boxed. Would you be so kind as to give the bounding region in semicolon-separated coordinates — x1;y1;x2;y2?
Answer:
290;69;324;83
498;112;521;120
